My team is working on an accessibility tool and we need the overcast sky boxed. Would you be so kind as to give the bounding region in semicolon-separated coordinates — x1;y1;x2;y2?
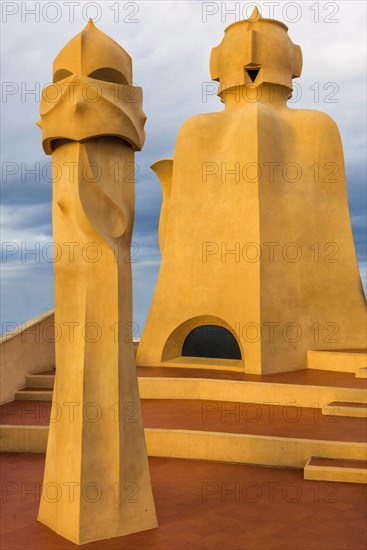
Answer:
1;0;366;335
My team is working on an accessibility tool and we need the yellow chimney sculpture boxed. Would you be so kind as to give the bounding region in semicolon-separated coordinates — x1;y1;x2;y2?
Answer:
137;9;367;374
37;21;157;544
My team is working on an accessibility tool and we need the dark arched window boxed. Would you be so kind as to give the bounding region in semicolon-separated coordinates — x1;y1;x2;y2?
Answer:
182;325;241;360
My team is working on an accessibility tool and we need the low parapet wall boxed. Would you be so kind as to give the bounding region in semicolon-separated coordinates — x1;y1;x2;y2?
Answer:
0;310;55;404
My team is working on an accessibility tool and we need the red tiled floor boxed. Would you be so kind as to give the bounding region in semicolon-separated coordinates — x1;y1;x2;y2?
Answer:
309;458;367;469
0;401;51;425
1;453;366;549
1;399;366;442
140;399;367;442
137;366;367;389
33;366;367;390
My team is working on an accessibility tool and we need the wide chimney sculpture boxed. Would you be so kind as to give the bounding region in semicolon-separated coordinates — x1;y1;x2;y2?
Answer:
137;8;366;374
37;21;157;544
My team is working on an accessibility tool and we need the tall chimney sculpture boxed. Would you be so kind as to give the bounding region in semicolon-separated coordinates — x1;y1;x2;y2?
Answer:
137;7;366;374
37;21;157;544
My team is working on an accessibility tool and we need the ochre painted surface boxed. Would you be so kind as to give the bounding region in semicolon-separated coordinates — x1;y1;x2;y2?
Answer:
137;8;367;374
36;21;157;544
0;310;55;405
307;350;367;373
304;457;367;484
1;420;366;468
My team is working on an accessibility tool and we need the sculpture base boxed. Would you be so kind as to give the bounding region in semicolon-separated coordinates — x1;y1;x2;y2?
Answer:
38;510;158;546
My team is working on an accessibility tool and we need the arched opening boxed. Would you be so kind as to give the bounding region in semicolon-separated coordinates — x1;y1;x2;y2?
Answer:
182;324;241;360
161;315;243;366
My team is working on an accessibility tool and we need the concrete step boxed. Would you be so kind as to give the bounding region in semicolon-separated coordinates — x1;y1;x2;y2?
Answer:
2;399;366;464
307;350;367;375
356;368;367;379
322;401;367;418
2;417;366;469
26;374;55;389
16;370;367;407
304;457;367;484
14;389;53;401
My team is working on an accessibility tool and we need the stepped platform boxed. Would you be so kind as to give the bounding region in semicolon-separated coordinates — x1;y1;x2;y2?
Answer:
16;365;367;387
2;399;366;442
10;366;367;410
322;401;367;418
1;397;366;474
1;348;366;550
137;366;367;387
307;349;367;377
304;457;367;484
1;361;366;481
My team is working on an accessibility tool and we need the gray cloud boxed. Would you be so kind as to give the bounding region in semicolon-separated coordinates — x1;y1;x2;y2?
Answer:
1;1;366;332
